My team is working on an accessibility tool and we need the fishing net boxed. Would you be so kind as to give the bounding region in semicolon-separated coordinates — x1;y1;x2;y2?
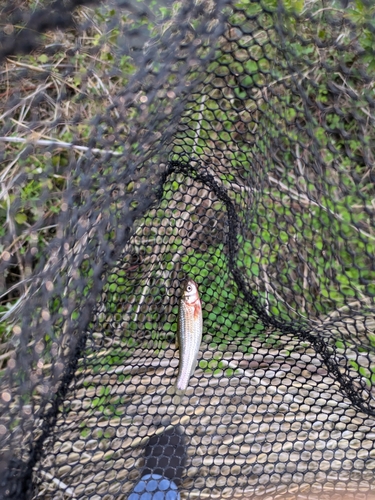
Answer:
1;0;375;498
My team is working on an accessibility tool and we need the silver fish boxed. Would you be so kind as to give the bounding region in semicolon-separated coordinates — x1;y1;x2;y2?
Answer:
175;278;203;395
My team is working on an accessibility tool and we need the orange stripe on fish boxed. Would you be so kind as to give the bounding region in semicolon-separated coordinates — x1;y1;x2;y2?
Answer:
193;300;201;321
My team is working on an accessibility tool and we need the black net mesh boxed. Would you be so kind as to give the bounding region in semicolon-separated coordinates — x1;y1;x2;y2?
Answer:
1;0;375;499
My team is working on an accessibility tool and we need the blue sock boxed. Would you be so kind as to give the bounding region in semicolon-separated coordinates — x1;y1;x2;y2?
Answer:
128;473;180;500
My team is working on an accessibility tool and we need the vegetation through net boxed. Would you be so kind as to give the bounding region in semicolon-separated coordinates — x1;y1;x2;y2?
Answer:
1;0;375;498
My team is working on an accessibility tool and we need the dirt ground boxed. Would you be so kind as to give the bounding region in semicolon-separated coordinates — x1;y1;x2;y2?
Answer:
33;331;375;500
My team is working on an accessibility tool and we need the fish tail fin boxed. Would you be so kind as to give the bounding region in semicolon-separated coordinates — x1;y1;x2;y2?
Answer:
189;359;198;379
173;385;185;406
174;379;186;398
175;387;185;397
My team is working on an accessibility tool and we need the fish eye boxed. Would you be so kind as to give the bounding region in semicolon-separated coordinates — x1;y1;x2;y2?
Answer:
186;285;192;292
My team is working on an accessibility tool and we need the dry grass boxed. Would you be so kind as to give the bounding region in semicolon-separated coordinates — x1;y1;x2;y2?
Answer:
0;3;138;363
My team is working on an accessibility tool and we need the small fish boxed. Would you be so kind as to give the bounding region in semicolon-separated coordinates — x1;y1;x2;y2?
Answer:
175;278;203;395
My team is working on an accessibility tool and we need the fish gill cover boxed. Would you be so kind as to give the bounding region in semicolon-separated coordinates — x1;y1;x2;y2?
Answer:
0;0;375;498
